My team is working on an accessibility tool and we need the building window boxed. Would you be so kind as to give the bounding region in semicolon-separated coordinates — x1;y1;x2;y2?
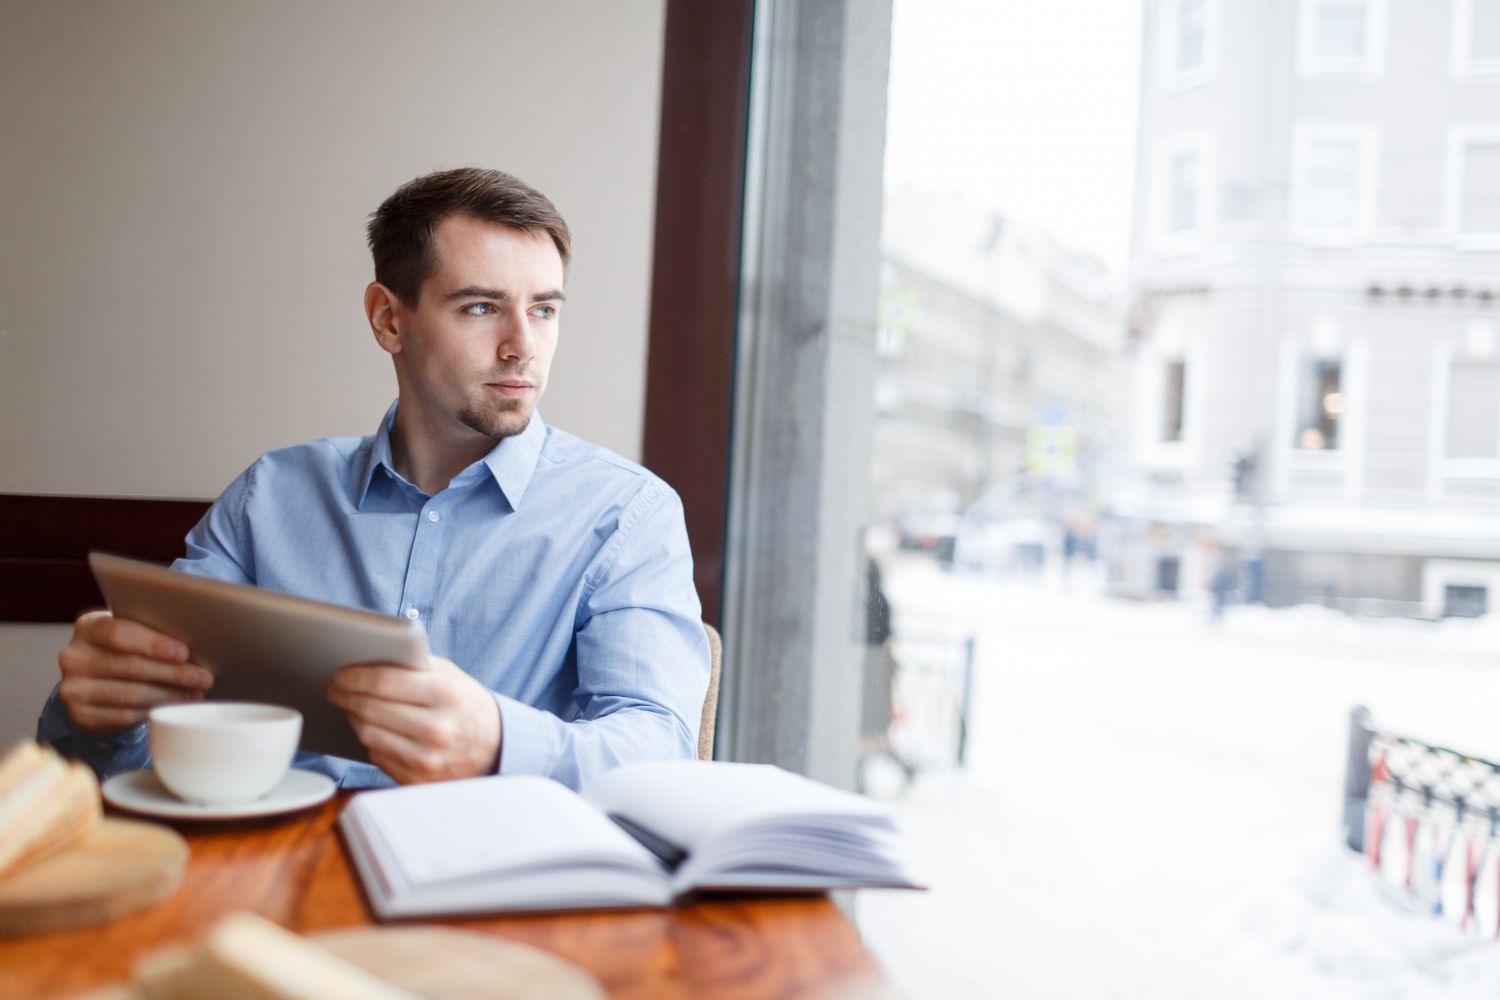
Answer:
1446;361;1500;459
1168;152;1200;233
1453;0;1500;76
1294;358;1342;451
1159;0;1217;90
1163;359;1187;442
1449;132;1500;238
1444;583;1490;618
1291;125;1375;235
1157;135;1212;244
1175;0;1207;75
1299;0;1386;77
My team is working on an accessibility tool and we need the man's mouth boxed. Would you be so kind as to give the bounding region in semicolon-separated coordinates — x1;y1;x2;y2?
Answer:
486;380;534;398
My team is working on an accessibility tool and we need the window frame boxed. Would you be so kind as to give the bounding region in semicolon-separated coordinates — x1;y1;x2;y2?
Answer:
1429;337;1500;498
1421;559;1500;618
1452;0;1500;78
1444;125;1500;247
1296;0;1388;79
1289;121;1378;243
1153;132;1215;253
1274;324;1366;500
1157;0;1220;92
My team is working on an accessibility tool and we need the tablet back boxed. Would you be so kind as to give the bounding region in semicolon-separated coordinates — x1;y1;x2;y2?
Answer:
89;552;428;762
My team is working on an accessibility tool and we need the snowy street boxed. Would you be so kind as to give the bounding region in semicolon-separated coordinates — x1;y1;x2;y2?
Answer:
858;554;1500;998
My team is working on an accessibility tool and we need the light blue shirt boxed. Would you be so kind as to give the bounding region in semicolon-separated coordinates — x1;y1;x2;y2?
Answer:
39;404;710;790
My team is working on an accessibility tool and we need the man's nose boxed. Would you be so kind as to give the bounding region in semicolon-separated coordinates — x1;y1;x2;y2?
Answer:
498;310;536;362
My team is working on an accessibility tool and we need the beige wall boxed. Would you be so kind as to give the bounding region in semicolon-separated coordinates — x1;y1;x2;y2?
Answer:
0;0;666;741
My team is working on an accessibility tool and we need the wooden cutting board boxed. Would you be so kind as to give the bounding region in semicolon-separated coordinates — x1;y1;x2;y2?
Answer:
60;926;606;1000
0;818;188;937
314;927;605;999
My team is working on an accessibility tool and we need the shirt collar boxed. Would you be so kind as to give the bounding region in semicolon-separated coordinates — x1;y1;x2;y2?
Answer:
356;401;546;510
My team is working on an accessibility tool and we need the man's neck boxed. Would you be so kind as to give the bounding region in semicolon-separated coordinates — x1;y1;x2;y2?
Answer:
389;410;497;497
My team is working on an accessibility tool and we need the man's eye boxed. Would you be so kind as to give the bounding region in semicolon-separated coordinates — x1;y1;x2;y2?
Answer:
462;303;495;316
532;305;556;320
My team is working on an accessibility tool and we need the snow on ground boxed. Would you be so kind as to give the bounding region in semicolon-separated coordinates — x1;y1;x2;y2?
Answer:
856;555;1500;999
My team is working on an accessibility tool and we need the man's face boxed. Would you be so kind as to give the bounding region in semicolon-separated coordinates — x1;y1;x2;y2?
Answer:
388;214;565;442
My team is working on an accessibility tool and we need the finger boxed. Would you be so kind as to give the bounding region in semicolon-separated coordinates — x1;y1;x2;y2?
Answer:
330;664;441;706
354;724;445;784
76;612;189;663
331;689;459;748
61;646;213;691
60;675;204;712
66;704;153;735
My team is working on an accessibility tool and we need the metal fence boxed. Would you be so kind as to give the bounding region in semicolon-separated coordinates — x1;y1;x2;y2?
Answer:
1343;706;1500;934
886;631;976;770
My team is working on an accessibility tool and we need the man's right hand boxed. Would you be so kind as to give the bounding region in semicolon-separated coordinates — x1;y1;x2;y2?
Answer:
58;611;215;736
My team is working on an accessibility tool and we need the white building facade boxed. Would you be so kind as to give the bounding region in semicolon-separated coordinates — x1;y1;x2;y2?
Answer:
1122;0;1500;616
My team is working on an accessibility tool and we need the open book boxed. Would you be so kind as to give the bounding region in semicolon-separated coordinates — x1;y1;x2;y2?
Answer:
339;760;923;917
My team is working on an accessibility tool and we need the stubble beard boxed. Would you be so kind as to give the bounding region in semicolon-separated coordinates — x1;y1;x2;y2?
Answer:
458;395;533;441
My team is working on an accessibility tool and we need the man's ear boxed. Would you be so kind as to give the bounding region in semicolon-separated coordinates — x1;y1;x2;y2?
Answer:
365;282;405;355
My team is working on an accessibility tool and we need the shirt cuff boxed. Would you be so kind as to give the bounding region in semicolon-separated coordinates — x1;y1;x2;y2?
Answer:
492;692;563;778
36;686;150;778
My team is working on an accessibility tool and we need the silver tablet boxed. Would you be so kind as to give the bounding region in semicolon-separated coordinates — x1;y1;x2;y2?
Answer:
89;552;429;762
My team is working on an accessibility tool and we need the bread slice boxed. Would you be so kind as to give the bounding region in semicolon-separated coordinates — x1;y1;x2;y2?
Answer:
136;912;417;1000
0;741;101;878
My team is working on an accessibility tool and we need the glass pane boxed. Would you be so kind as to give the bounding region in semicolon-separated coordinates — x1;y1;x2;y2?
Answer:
1461;143;1500;234
855;2;1500;996
1163;359;1186;441
1304;139;1360;228
1169;152;1198;232
1473;0;1500;62
1177;0;1207;73
1315;1;1367;60
1446;362;1500;457
1294;359;1342;450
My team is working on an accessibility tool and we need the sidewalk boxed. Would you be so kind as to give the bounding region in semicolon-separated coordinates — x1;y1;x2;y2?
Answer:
858;559;1500;998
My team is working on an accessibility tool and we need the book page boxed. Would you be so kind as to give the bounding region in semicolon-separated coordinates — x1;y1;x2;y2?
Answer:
349;775;663;888
580;760;893;852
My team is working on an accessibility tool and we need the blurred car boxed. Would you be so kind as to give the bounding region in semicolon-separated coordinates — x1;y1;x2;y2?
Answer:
894;511;960;563
953;516;1063;577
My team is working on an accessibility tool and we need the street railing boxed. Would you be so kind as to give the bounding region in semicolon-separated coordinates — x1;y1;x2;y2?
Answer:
1343;705;1500;934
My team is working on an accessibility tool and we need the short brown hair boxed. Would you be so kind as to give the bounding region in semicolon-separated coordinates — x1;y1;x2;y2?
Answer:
367;167;572;306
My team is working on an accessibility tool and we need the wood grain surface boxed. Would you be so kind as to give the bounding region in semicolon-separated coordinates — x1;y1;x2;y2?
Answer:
0;795;892;999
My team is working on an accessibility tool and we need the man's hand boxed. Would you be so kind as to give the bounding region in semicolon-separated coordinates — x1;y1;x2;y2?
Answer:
58;611;215;736
326;656;502;784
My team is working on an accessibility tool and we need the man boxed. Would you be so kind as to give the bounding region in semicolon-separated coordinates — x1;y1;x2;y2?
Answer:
37;168;710;790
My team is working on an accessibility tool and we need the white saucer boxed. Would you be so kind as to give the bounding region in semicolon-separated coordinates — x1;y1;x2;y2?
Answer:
102;767;337;820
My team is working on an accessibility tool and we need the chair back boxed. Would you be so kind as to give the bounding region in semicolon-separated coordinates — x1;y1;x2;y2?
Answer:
699;623;722;760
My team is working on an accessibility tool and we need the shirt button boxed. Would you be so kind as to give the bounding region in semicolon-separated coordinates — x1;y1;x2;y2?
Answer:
405;607;420;621
427;510;440;523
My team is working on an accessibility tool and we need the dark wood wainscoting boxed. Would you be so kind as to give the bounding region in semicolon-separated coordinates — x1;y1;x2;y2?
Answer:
0;494;209;623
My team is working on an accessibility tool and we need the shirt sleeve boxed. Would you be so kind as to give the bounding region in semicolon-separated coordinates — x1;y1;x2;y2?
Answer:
35;464;258;778
494;482;711;789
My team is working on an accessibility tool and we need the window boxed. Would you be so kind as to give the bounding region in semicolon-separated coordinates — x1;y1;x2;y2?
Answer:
1157;135;1212;243
1175;0;1206;75
1444;583;1489;618
1162;359;1187;442
1294;358;1342;450
1292;125;1375;235
1168;152;1199;233
1448;131;1500;238
1299;0;1386;77
1159;0;1217;89
1453;0;1500;76
1445;361;1500;459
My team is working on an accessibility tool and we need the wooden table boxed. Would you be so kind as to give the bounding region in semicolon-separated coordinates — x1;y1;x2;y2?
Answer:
0;795;892;999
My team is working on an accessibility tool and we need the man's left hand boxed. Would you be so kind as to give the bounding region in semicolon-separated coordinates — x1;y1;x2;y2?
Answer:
327;656;502;784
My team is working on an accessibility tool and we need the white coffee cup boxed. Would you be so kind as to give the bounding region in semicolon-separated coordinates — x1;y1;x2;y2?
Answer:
149;702;302;806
